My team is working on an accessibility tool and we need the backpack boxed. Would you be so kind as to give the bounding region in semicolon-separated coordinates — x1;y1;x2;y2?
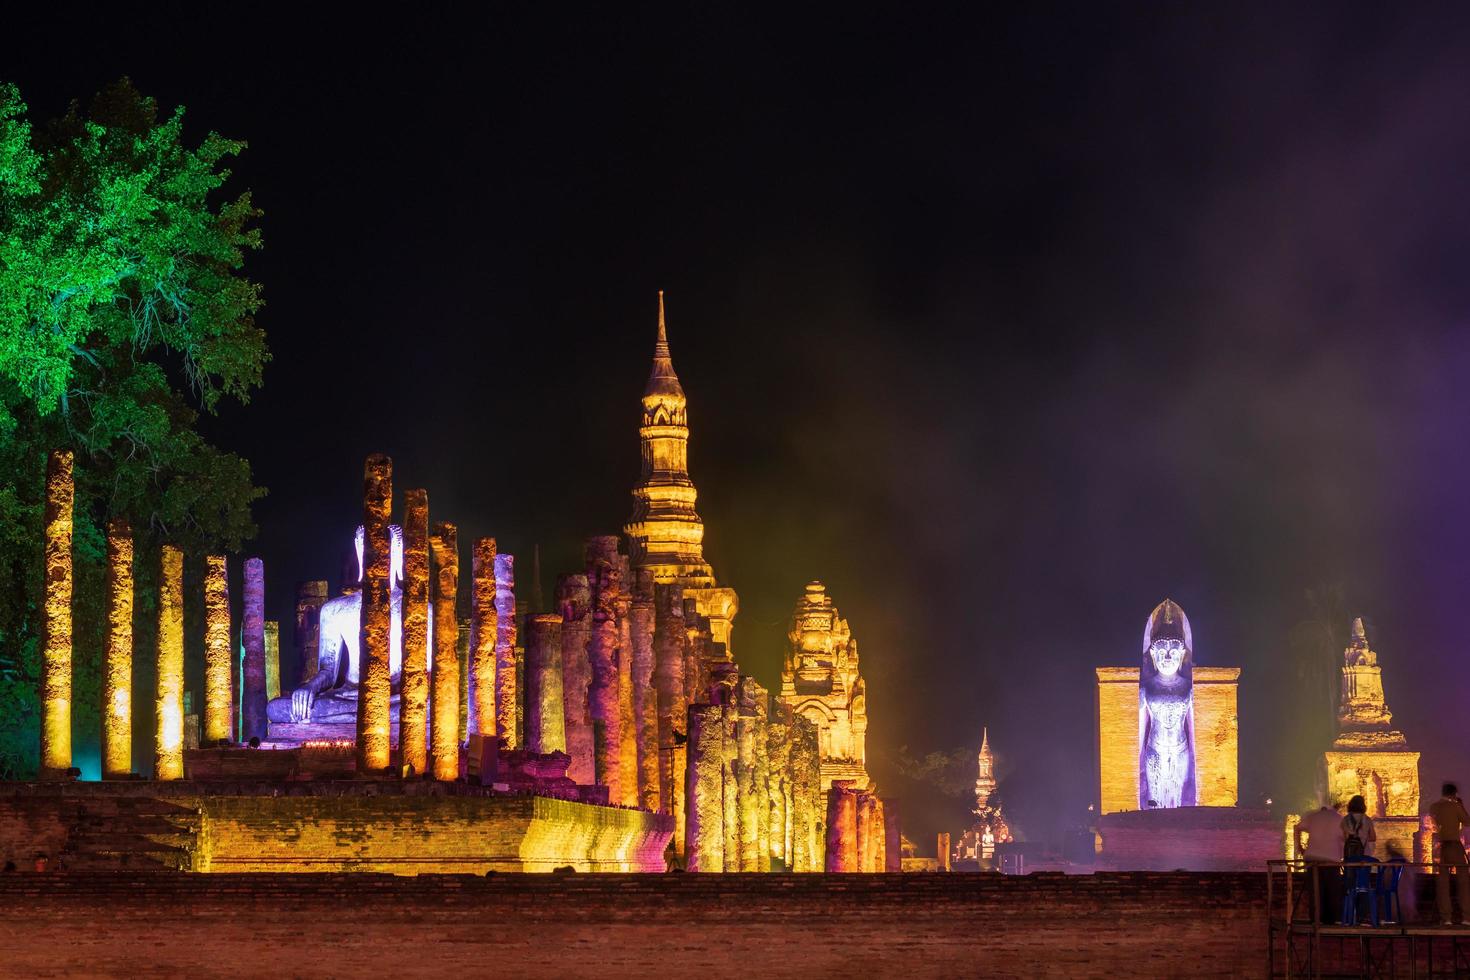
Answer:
1344;815;1366;860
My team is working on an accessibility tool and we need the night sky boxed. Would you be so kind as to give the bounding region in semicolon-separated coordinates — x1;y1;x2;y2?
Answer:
8;5;1470;844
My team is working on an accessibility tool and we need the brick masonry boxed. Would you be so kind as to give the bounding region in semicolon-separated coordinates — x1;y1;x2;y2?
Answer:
0;783;672;874
0;871;1267;977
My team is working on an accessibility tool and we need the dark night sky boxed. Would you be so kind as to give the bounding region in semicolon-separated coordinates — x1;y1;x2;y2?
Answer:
9;4;1470;843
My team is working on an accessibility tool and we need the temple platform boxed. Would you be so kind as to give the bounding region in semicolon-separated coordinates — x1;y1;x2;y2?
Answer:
1096;806;1282;871
0;780;672;874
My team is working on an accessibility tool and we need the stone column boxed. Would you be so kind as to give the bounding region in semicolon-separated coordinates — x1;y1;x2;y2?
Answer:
241;558;267;742
356;454;393;772
870;797;888;873
629;569;658;812
155;544;185;780
937;833;952;872
685;702;725;872
585;537;622;801
400;488;431;777
103;517;133;778
202;555;232;744
766;709;792;869
430;522;460;780
494;552;517;748
614;557;637;806
40;449;73;778
683;599;706;706
525;614;565;753
825;780;858;872
736;677;770;871
718;677;740;871
294;580;329;684
456;618;470;746
468;537;497;740
557;573;594;784
857;790;878;872
653;584;686;815
791;714;823;872
884;797;903;872
265;622;281;700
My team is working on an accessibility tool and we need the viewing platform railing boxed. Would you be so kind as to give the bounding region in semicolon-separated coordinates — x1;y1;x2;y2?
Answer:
1267;858;1470;978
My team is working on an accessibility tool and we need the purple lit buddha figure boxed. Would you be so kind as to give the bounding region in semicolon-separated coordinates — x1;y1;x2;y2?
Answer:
1138;599;1196;809
266;526;431;725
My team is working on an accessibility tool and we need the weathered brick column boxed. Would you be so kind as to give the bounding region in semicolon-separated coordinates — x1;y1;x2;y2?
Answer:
155;545;185;780
40;449;73;778
356;454;394;772
884;797;903;872
242;558;267;742
585;537;623;800
614;556;637;806
857;791;884;872
202;554;232;744
737;676;770;871
869;796;888;873
525;614;565;753
685;701;725;872
400;488;431;776
430;522;460;780
791;714;824;872
103;517;133;777
653;584;686;814
265;622;281;700
684;600;712;707
494;552;517;748
294;580;329;684
557;574;593;784
766;708;793;869
718;675;740;870
468;537;497;739
825;780;859;872
629;568;658;812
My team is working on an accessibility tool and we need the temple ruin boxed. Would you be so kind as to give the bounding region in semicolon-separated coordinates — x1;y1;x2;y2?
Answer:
777;581;870;790
8;293;897;876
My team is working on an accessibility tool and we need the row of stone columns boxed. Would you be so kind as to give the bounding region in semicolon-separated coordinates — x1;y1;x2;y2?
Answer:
825;781;889;872
39;450;277;780
348;454;525;778
683;670;827;872
546;538;700;811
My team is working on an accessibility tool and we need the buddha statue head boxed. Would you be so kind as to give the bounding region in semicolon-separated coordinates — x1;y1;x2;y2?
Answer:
1142;598;1193;686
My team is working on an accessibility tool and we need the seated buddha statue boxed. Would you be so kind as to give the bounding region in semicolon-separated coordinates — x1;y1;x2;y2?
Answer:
265;526;432;725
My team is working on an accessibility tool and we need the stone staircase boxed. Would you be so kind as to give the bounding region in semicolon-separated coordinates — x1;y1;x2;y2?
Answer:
59;798;200;872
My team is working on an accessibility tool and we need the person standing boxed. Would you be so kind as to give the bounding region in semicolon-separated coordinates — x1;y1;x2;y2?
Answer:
1342;795;1377;859
1297;799;1345;924
1429;782;1470;926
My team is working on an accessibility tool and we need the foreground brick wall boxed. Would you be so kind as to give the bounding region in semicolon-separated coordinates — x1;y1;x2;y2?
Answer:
0;872;1266;978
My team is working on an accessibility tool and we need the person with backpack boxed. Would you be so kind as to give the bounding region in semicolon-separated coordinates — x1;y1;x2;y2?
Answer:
1341;795;1377;860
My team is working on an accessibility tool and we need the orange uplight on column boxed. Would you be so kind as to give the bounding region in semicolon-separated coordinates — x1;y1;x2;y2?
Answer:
102;516;133;778
40;449;74;778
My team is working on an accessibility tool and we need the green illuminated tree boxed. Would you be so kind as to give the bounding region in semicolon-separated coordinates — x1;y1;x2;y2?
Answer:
0;79;266;777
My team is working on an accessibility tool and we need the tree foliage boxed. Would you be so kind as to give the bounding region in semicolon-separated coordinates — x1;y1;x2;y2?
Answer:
0;79;266;777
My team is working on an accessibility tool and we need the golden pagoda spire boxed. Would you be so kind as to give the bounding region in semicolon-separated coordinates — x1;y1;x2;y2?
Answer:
625;291;714;587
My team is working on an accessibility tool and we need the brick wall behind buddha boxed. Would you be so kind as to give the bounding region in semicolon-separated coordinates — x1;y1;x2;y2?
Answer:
0;872;1267;977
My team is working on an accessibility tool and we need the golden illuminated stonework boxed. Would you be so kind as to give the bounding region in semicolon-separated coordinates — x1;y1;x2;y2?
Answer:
1322;617;1420;857
624;292;738;655
777;581;869;791
624;292;716;588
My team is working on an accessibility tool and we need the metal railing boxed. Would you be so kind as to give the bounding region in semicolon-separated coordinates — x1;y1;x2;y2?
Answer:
1267;858;1470;978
